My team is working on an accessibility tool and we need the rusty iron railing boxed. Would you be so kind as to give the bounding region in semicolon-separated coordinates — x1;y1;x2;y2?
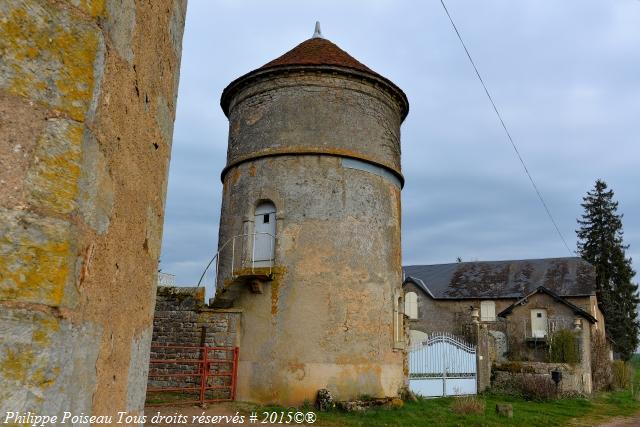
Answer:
197;232;276;301
146;345;239;406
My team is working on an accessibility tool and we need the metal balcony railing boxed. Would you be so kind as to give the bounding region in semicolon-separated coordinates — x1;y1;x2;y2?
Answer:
197;232;275;302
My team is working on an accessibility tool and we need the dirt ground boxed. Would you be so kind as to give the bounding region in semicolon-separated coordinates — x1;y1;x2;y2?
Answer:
596;416;640;427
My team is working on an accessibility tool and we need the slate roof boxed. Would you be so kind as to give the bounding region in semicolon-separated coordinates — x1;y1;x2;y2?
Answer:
403;257;596;300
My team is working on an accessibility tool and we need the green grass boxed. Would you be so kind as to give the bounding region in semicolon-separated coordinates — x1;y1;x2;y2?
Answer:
303;390;640;427
297;357;640;427
306;394;592;427
146;357;640;426
145;391;202;405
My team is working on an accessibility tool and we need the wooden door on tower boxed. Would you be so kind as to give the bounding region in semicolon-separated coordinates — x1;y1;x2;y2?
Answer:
253;202;276;267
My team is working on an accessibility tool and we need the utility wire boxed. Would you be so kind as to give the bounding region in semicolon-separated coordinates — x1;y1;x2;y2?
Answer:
439;0;574;256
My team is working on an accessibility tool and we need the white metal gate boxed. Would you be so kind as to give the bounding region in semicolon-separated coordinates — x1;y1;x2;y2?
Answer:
409;332;477;397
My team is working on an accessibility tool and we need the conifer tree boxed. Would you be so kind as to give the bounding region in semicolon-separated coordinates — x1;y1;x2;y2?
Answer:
576;179;639;360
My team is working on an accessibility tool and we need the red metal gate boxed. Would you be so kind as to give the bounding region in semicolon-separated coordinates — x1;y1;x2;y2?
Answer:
147;345;239;405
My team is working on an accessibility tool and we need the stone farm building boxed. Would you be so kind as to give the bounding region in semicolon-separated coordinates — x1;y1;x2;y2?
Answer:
403;257;609;394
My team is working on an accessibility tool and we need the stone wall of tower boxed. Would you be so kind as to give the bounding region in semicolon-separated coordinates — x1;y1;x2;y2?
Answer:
224;73;403;174
0;0;186;417
218;70;407;404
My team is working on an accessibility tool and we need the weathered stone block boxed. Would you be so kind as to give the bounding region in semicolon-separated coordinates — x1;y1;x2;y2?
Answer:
0;208;77;307
25;119;83;215
0;308;101;415
496;403;513;418
0;0;105;121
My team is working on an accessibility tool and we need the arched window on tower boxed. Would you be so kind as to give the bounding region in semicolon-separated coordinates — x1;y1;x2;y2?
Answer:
405;291;418;319
253;201;276;267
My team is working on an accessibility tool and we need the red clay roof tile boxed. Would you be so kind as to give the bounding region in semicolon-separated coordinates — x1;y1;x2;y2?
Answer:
259;37;378;77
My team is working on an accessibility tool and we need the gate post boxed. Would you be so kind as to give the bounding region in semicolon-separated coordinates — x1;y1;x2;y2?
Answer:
200;346;209;404
231;347;239;400
476;324;491;392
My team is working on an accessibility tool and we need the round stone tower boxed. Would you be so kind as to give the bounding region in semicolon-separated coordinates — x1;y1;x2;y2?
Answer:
215;24;409;405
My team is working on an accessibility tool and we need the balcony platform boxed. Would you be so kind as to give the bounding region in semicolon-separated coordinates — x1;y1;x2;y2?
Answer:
210;266;284;309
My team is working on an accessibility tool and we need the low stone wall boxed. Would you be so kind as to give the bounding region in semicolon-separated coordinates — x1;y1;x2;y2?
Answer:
152;286;240;348
492;361;590;395
147;286;242;398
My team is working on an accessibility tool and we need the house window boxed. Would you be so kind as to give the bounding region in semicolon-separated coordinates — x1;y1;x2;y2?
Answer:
405;292;418;319
530;309;548;338
480;300;495;322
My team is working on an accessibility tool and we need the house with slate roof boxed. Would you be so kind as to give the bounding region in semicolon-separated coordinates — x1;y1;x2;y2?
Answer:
402;257;608;360
402;257;613;394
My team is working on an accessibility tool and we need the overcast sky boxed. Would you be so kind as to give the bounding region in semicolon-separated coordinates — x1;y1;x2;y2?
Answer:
160;0;640;286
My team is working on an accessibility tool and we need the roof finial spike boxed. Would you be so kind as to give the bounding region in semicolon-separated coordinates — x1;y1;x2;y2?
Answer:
312;21;323;39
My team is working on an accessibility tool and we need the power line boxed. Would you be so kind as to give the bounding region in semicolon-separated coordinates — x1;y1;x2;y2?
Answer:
439;0;574;256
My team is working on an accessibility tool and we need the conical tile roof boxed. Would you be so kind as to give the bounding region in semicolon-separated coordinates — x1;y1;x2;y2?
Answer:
258;37;378;77
221;33;408;120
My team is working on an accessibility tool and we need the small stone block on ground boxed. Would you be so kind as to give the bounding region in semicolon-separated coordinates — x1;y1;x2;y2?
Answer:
496;403;513;418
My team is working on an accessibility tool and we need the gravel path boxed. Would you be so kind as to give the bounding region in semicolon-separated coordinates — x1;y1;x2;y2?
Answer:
596;415;640;427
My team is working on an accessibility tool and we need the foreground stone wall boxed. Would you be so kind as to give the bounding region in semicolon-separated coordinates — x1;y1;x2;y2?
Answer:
0;0;186;419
